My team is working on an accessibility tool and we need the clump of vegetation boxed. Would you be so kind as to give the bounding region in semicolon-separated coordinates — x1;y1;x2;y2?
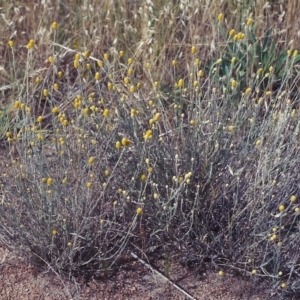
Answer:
1;0;300;297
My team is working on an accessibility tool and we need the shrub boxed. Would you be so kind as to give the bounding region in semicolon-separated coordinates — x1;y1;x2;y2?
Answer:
1;2;300;297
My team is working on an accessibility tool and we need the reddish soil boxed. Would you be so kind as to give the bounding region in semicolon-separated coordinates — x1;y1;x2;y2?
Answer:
0;245;287;300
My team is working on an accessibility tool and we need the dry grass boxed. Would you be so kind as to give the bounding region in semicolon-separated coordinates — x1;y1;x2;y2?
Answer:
1;0;300;298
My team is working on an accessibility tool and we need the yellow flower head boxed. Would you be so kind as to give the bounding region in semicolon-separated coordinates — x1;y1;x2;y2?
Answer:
136;207;143;215
231;79;237;88
131;109;138;117
255;139;261;146
115;141;121;149
43;89;49;97
246;18;253;26
129;85;136;93
177;79;184;88
52;107;59;114
217;13;224;22
103;53;109;60
194;58;200;66
293;50;298;57
229;29;235;37
83;108;90;115
184;172;192;179
57;71;64;78
198;70;204;77
47;177;53;185
237;32;244;40
143;129;153;140
121;137;131;147
107;82;113;91
27;39;35;49
245;87;251;95
153;113;160;121
51;22;58;30
37;116;44;123
74;59;79;68
103;109;109;117
88;157;95;165
14;101;20;109
48;56;54;64
95;72;101;80
62;119;69;126
8;40;14;48
191;46;196;54
128;68;134;76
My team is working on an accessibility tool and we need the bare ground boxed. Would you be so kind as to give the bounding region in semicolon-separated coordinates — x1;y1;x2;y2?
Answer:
0;245;290;300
